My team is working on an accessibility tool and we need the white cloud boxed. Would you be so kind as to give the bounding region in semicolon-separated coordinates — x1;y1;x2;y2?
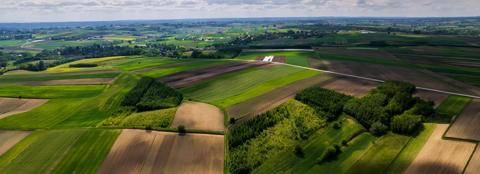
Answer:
0;0;478;22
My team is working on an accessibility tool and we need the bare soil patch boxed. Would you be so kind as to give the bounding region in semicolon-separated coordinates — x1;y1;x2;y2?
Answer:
0;97;48;119
414;89;449;108
0;130;30;155
159;61;269;88
227;74;332;122
464;145;480;174
445;99;480;141
99;129;224;174
311;59;480;96
405;124;476;174
19;78;115;86
172;102;224;131
320;77;378;97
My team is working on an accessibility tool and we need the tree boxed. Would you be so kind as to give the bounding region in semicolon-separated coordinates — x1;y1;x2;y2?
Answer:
370;122;388;136
294;145;304;157
391;114;422;135
178;125;186;135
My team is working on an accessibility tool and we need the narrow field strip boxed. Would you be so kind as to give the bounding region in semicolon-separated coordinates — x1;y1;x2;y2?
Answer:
142;60;228;78
0;98;48;119
171;102;224;131
181;64;320;108
405;124;476;174
0;131;30;156
0;85;106;99
445;99;480;141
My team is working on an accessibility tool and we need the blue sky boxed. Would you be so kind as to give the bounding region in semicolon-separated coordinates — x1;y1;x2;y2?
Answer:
1;0;479;22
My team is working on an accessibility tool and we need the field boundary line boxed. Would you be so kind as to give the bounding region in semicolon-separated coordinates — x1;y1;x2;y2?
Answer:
270;62;480;99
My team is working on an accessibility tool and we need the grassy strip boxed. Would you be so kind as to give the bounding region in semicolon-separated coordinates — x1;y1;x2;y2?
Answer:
182;65;318;108
432;95;472;123
386;124;437;174
308;133;377;173
114;57;182;71
0;85;105;99
0;72;119;84
52;129;121;174
253;117;364;173
141;60;227;78
346;133;411;174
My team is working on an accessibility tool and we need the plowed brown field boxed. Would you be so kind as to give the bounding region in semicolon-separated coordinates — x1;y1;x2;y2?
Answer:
464;145;480;174
0;97;48;119
320;77;378;97
405;124;476;174
0;131;30;155
98;129;224;174
172;102;224;131
445;99;480;141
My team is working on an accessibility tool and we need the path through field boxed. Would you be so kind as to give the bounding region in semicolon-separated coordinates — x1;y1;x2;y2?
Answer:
98;129;224;174
172;102;224;131
405;124;476;174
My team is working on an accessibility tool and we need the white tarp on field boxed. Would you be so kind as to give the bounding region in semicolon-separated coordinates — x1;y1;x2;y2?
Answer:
262;56;274;62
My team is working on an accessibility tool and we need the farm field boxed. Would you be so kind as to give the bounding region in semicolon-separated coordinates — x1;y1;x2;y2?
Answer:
171;102;224;131
141;60;229;78
445;99;480;141
405;124;476;174
0;131;30;155
433;95;472;123
237;50;314;67
181;64;320;108
465;145;480;174
0;71;120;85
0;129;120;174
320;77;378;97
0;97;48;119
414;90;449;108
98;129;224;174
0;85;105;99
226;74;332;119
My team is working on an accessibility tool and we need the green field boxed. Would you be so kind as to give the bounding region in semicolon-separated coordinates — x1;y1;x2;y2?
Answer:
0;129;119;174
113;57;184;71
433;95;472;123
0;85;105;99
346;133;411;174
237;51;314;67
141;60;228;78
181;65;320;108
0;72;119;84
0;74;138;129
254;116;365;173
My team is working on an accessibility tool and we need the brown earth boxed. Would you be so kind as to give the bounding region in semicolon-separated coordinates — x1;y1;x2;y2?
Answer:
256;56;286;63
320;77;378;97
445;99;480;141
414;90;449;108
18;78;115;86
159;61;269;88
0;98;48;119
464;145;480;174
98;129;224;174
309;58;480;96
171;102;224;131
405;124;476;174
227;74;333;122
0;131;30;155
315;47;399;60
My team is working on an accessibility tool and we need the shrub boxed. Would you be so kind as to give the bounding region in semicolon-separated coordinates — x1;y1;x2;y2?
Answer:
317;145;340;164
294;145;304;157
370;121;388;136
69;63;98;68
178;125;186;135
341;140;348;146
391;114;422;135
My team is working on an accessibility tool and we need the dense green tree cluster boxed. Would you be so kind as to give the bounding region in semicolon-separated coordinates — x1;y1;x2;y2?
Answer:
228;105;289;149
68;63;98;68
295;87;352;121
121;77;182;111
344;81;433;135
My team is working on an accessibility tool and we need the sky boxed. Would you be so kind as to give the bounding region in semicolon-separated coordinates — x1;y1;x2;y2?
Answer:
0;0;479;23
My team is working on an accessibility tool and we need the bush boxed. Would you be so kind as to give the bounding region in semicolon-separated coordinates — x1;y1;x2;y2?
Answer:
370;121;388;136
294;145;304;157
317;145;340;164
69;63;98;68
295;87;352;120
391;114;422;135
178;125;186;135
